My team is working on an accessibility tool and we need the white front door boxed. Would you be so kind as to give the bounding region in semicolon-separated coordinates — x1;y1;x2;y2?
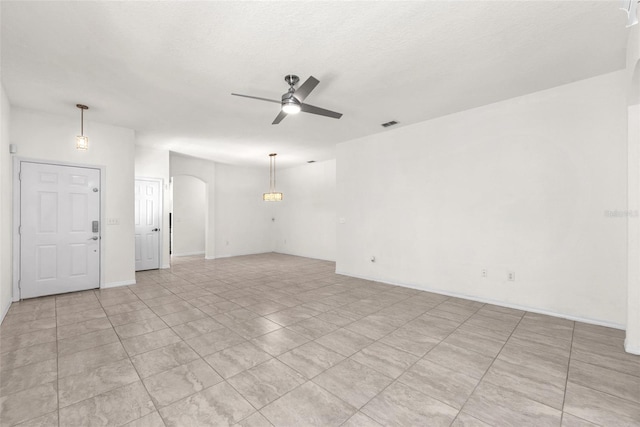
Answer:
20;162;101;299
135;178;161;271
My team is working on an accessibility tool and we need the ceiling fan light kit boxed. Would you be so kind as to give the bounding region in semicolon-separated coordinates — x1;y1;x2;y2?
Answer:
232;74;342;124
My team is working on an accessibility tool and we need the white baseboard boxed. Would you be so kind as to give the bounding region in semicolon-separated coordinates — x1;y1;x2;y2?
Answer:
625;339;640;355
0;298;11;325
335;270;626;331
172;251;205;257
205;256;216;260
161;264;171;269
101;279;136;289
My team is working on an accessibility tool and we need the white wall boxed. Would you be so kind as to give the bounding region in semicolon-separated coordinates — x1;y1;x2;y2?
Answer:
170;153;215;259
274;160;336;261
214;163;274;258
337;70;628;327
172;175;206;256
10;107;136;288
135;146;170;268
626;22;640;354
0;85;12;321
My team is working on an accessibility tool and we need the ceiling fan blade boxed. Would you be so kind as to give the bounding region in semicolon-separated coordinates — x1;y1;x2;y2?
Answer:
231;93;281;104
300;103;342;119
272;110;288;125
293;76;319;102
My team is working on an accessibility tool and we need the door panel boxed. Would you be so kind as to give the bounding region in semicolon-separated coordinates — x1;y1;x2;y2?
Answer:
135;179;161;271
20;162;101;298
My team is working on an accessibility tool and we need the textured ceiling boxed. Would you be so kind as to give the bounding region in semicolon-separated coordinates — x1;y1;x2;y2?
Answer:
1;1;629;168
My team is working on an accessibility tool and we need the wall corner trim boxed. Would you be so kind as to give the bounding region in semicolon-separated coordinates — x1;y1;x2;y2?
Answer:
0;298;11;325
624;339;640;355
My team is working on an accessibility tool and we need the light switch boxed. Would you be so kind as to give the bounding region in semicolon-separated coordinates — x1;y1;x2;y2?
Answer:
107;218;119;225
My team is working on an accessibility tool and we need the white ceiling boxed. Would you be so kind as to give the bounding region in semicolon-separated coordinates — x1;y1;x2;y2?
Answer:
1;1;629;168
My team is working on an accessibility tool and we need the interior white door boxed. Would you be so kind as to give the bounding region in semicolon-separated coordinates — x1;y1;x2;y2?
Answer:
135;179;161;271
20;162;101;299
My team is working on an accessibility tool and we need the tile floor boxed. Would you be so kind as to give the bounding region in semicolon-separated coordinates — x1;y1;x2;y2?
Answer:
1;253;639;426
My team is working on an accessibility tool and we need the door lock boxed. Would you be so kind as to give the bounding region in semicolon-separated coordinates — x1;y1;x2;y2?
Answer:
88;236;99;241
152;228;160;232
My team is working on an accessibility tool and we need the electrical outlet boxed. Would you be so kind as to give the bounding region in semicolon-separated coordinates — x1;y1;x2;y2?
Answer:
481;269;488;278
107;218;119;225
507;271;515;281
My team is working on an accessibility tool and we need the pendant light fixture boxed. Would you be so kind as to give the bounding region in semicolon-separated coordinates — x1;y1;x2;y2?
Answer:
76;104;89;150
263;153;283;201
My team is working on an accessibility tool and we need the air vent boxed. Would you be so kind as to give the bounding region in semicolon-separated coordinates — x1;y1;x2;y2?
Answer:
307;160;316;163
381;120;398;128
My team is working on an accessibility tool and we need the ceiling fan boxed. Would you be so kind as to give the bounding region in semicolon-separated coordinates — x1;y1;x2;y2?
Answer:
232;75;343;125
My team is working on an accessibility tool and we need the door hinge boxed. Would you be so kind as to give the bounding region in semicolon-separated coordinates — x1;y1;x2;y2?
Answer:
17;279;21;290
18;171;21;181
18;225;21;235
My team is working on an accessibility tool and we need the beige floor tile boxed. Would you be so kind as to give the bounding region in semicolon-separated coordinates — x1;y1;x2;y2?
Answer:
0;341;57;372
344;317;397;341
13;410;58;427
143;359;223;407
250;328;309;356
102;301;148;316
227;317;282;340
423;342;494;379
245;301;289;316
277;341;345;379
114;317;169;339
379;327;441;357
228;358;305;408
57;317;113;340
560;413;600;427
450;413;492;426
0;382;58;426
171;317;225;340
122;328;182;356
159;382;255;426
57;307;106;327
398;358;479;409
131;341;200;378
0;328;56;354
351;342;419;379
313;359;392;409
482;358;566;409
563;381;640;426
315;328;373;357
204;341;272;379
57;328;119;357
569;359;640;403
443;328;506;358
160;307;207;327
59;381;155;427
0;358;57;397
261;381;355;427
462;382;562;426
58;341;128;378
285;317;338;340
59;358;140;407
341;411;383;427
571;338;640;377
185;327;246;357
362;381;458;427
234;411;273;427
123;411;166;427
265;306;320;326
109;308;159;327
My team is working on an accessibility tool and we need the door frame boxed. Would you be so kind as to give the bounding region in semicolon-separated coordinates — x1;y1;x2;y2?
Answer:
134;176;164;271
12;157;106;301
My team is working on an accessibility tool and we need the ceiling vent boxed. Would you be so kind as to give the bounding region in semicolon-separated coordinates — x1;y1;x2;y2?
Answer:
381;120;398;128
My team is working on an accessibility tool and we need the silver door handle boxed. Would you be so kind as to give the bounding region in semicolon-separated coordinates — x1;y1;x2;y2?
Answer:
88;236;99;240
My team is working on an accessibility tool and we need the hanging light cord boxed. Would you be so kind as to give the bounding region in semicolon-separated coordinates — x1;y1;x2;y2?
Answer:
80;108;84;136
